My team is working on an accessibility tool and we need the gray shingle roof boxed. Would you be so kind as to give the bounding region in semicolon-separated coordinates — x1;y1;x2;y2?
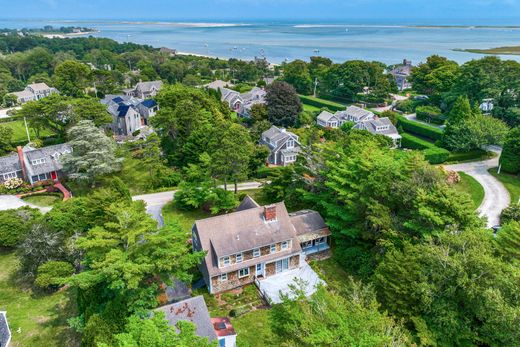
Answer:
261;126;299;150
317;110;336;123
135;81;163;93
0;153;21;175
0;312;11;347
289;210;328;236
24;143;72;176
354;117;400;138
155;296;217;341
236;195;260;212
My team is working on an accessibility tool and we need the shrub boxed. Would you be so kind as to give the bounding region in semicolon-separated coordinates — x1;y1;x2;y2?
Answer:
416;105;445;124
229;306;250;317
394;99;424;113
501;203;520;224
397;115;444;141
447;149;488;163
35;261;74;290
423;147;450;164
299;95;345;112
0;207;41;247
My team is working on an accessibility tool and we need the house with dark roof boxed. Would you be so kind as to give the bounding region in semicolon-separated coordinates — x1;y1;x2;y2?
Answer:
124;81;163;99
317;105;375;128
0;311;12;347
353;117;402;147
0;143;72;185
155;296;236;347
238;87;266;118
260;126;301;166
10;82;58;104
389;59;413;91
192;196;330;294
101;95;159;136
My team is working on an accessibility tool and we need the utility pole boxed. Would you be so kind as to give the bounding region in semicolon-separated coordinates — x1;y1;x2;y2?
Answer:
23;116;31;144
313;77;319;98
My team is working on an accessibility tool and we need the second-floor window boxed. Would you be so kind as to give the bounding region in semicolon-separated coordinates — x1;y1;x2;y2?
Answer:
220;273;227;281
270;244;276;254
222;256;230;267
281;241;289;250
3;171;17;180
31;158;46;165
236;253;243;263
253;248;260;257
287;139;294;148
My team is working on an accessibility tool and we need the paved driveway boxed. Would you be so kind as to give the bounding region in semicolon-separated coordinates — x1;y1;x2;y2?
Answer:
132;181;263;227
444;148;509;228
0;195;51;213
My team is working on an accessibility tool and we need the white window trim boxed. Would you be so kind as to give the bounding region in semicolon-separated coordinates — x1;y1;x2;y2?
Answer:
281;241;289;250
31;158;46;165
222;256;230;267
270;244;276;254
238;268;250;278
3;171;18;180
253;248;260;258
236;253;243;263
220;273;228;281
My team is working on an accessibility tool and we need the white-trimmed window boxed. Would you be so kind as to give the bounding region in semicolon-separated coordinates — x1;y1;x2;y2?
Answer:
281;241;289;250
220;273;228;281
270;244;276;254
253;248;260;258
238;268;249;278
302;241;313;249
31;158;46;165
316;237;327;245
236;253;243;263
222;256;230;267
3;171;17;180
287;139;294;148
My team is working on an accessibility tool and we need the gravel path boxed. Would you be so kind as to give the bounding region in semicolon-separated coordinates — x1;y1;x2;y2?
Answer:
444;147;510;228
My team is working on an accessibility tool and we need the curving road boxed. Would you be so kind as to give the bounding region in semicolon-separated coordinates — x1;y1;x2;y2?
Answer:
132;181;264;227
444;147;510;228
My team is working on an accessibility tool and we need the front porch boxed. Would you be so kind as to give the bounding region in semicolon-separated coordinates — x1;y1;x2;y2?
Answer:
300;236;330;256
255;260;324;304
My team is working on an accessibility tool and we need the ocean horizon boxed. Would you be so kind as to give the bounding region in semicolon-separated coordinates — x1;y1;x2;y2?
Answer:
2;18;520;64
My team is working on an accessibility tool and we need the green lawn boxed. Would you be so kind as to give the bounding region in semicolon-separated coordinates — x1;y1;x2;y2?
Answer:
446;150;496;164
302;103;321;112
22;193;62;207
453;172;485;210
0;251;79;347
489;168;520;204
162;201;212;235
2;120;55;143
309;257;352;291
232;309;280;347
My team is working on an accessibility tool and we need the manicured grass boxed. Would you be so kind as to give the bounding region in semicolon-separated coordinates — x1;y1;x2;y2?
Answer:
453;172;485;210
302;103;321;112
299;95;346;112
162;201;212;235
489;168;520;203
446;149;496;164
232;309;280;347
22;193;62;207
309;257;351;291
0;251;79;347
2;120;55;142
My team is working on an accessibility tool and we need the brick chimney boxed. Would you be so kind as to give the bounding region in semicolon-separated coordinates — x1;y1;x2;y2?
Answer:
16;146;27;181
264;204;277;222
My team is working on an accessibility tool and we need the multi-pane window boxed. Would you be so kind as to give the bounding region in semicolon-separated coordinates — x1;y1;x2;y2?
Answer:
270;244;276;254
281;241;289;250
287;139;294;148
222;256;230;267
238;268;249;278
220;273;228;281
236;253;243;263
31;158;46;165
253;248;260;257
3;171;17;180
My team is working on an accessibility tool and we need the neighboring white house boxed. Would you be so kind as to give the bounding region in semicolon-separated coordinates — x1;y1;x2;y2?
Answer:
317;106;375;128
480;99;494;114
10;83;58;104
205;81;266;117
123;80;163;99
354;117;402;147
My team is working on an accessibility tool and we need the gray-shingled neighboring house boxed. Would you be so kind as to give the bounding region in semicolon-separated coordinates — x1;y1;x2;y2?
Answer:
124;80;163;99
260;126;301;166
155;296;237;347
0;143;72;185
101;95;159;136
238;87;266;118
10;82;58;104
354;117;402;147
389;59;413;91
317;105;375;128
0;311;11;347
205;81;266;116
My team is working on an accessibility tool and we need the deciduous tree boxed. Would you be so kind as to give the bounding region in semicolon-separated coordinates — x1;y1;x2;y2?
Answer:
265;81;302;127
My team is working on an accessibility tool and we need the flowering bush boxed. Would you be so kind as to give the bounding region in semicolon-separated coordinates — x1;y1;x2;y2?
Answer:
4;178;24;190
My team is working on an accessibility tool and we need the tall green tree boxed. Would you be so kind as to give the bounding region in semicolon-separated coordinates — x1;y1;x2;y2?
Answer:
409;55;459;102
0;125;14;155
265;81;302;127
53;60;91;97
282;59;312;94
500;127;520;174
61;120;122;184
495;221;520;261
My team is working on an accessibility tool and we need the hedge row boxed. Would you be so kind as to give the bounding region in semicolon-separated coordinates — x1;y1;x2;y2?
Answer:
400;133;435;150
401;132;450;164
447;149;488;163
416;105;446;125
0;114;24;123
397;115;444;141
299;95;345;112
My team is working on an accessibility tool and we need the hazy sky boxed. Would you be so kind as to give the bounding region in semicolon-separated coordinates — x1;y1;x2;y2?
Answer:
2;0;520;22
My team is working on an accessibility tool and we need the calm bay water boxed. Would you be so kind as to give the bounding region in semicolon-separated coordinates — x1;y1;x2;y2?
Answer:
1;19;520;64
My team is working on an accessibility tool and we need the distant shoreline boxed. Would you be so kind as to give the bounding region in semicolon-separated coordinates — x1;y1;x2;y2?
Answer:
454;47;520;56
42;30;99;38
